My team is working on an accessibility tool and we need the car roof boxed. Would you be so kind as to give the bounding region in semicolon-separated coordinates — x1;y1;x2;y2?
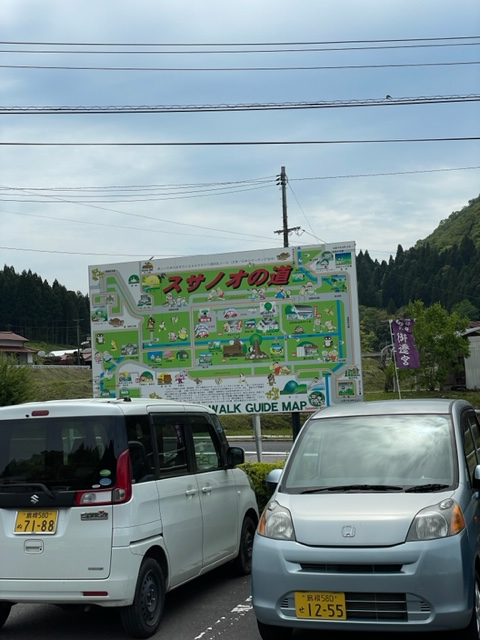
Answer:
309;398;472;419
0;397;216;418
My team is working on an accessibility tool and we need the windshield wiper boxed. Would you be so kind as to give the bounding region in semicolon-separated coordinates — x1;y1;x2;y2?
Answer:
405;483;450;493
0;481;56;499
301;484;404;494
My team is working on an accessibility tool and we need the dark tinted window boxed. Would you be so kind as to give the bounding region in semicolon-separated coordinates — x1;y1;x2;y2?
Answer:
468;412;480;457
462;411;478;482
150;413;189;477
126;416;156;483
0;417;118;490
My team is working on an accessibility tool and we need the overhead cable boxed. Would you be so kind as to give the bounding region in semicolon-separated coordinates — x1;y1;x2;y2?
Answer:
1;94;478;115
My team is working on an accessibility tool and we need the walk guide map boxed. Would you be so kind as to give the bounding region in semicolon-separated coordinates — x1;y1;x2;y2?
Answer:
89;243;363;414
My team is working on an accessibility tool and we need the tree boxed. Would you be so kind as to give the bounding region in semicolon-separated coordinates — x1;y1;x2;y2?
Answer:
0;354;35;406
404;300;470;391
452;299;479;321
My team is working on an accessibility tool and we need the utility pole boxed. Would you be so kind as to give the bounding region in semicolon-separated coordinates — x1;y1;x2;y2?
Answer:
74;318;83;365
274;166;300;247
274;166;302;440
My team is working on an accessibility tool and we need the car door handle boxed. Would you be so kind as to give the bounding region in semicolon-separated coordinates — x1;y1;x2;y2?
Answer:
185;488;197;497
201;484;212;494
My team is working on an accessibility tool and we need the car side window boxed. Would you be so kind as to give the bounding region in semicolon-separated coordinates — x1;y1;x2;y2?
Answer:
468;412;480;459
150;414;189;477
125;416;156;483
461;411;478;484
189;415;223;472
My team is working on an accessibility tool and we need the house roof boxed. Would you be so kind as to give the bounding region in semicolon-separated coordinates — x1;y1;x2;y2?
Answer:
0;331;29;342
463;321;480;338
0;346;37;354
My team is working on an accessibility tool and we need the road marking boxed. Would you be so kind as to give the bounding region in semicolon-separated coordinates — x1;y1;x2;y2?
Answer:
193;596;253;639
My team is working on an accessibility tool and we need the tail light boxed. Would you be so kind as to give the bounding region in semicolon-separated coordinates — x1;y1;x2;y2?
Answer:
74;449;132;506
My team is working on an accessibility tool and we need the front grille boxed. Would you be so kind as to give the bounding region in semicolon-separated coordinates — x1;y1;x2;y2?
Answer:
346;592;407;620
300;563;403;574
280;592;430;622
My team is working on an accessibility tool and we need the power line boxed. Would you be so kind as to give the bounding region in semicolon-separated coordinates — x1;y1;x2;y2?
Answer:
4;44;480;55
2;42;479;55
2;137;479;146
0;207;276;243
2;166;478;198
0;182;275;203
0;176;276;191
2;94;478;115
2;61;479;72
0;181;278;241
2;36;478;46
0;245;173;257
290;166;480;182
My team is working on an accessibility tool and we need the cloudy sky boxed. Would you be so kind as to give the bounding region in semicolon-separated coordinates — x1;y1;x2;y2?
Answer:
1;0;479;295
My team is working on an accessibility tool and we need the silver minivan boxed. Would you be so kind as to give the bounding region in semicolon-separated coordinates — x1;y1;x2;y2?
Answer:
0;398;258;637
252;399;480;639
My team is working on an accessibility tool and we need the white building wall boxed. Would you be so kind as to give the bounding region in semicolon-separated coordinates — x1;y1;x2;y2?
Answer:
465;336;480;390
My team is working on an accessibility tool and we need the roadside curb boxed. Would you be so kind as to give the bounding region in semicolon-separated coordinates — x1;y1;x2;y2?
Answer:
227;435;292;441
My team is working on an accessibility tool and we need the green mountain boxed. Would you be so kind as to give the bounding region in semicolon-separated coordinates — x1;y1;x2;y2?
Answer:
416;195;480;251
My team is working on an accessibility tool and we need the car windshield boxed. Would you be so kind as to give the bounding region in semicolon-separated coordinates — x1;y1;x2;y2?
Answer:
282;413;456;492
0;416;119;491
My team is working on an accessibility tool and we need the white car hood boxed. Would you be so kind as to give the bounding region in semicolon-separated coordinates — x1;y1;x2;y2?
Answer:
279;491;453;546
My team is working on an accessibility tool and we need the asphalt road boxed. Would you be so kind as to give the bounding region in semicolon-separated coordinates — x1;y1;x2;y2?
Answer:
235;438;292;463
1;565;456;640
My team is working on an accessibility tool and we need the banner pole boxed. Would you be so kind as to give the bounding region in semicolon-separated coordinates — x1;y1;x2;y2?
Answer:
389;319;402;399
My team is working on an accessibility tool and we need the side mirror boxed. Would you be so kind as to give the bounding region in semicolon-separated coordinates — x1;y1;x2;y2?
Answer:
473;464;480;490
266;468;283;492
227;446;245;467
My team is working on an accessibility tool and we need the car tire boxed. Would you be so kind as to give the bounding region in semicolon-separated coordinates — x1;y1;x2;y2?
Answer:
0;603;11;629
257;619;293;640
232;515;256;575
120;558;165;638
459;571;480;640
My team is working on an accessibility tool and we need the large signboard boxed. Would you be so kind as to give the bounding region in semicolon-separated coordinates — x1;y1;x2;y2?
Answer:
89;243;363;414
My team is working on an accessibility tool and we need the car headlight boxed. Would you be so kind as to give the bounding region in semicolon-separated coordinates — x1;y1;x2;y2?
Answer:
406;499;466;541
257;500;296;541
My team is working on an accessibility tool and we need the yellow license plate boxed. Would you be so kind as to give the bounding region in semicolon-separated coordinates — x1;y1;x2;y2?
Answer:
295;591;347;620
14;510;58;535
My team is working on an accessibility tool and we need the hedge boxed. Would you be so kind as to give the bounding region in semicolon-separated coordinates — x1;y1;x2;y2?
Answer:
239;460;285;512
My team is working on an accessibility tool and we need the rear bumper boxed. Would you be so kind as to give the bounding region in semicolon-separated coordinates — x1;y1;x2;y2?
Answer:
0;547;142;608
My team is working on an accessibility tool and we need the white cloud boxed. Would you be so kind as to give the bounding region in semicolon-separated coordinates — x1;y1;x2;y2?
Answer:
0;0;479;292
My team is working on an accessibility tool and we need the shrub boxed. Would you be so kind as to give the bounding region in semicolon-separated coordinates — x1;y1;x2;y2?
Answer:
239;460;285;512
0;354;35;406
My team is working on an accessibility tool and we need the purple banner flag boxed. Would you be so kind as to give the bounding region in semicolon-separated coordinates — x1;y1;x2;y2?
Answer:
391;318;421;369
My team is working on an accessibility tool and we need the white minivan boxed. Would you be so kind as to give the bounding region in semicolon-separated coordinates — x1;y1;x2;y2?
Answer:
0;398;258;637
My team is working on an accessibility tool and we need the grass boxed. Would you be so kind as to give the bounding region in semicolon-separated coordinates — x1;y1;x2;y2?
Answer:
26;359;480;436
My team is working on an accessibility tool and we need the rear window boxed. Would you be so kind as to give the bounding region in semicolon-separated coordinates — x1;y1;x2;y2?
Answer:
0;417;119;490
283;413;456;491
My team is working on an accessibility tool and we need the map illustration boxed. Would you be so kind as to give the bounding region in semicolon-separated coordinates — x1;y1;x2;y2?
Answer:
89;243;363;414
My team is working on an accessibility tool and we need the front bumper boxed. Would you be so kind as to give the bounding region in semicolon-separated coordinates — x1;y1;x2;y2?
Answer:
252;532;474;633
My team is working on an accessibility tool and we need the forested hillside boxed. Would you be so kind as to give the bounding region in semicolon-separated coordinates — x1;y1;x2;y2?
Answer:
357;194;480;318
418;195;480;251
0;266;90;345
1;195;479;349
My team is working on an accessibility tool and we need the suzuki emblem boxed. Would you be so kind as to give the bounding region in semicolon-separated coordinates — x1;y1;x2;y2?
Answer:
342;525;356;538
30;494;40;504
